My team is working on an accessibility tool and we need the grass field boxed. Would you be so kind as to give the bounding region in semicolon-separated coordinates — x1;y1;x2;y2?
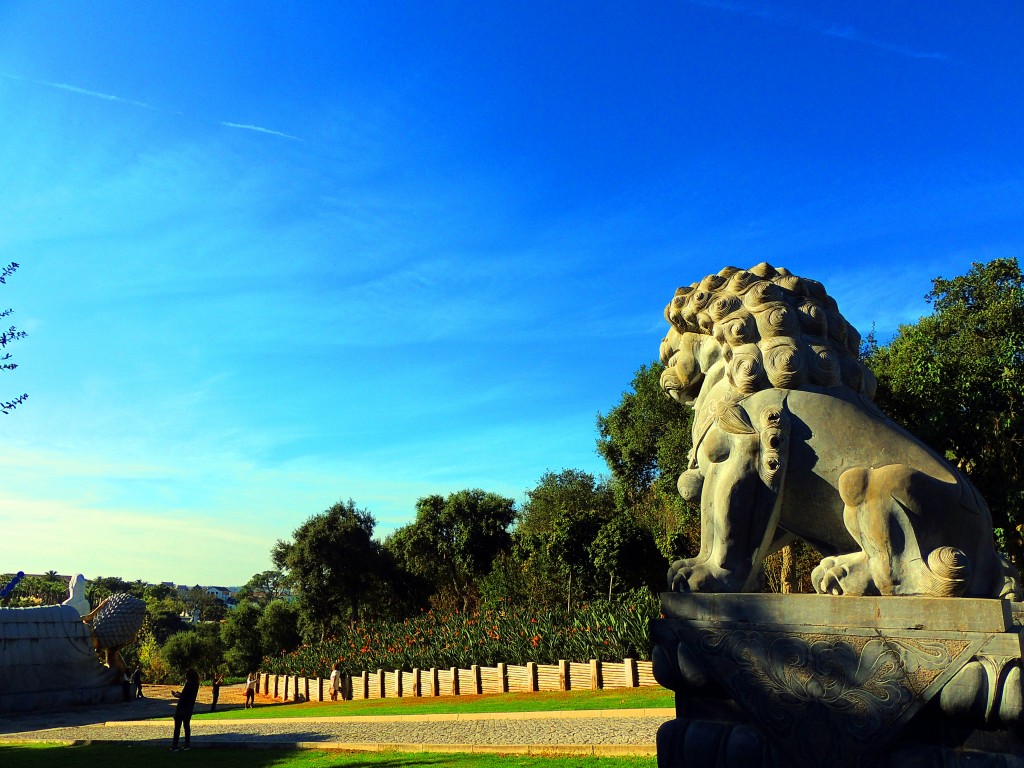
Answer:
0;743;656;768
195;686;673;721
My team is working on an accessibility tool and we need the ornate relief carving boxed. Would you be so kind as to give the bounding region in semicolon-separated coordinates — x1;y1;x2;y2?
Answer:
681;628;972;768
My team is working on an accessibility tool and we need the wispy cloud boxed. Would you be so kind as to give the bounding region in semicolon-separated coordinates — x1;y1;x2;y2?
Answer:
823;25;948;61
686;0;950;62
1;73;162;110
2;73;301;141
220;122;300;141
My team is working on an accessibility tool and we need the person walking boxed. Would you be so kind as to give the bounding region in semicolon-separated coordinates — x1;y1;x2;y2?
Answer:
132;667;144;699
210;671;224;712
170;668;200;751
329;662;340;701
244;671;257;709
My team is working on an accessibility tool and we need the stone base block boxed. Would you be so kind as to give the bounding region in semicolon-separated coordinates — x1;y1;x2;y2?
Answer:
652;593;1024;767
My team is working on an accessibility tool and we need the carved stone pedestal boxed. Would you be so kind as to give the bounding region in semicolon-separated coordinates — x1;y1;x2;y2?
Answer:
652;593;1024;768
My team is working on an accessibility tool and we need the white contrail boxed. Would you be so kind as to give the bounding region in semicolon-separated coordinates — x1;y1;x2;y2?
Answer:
2;73;301;139
684;0;949;62
1;73;160;109
220;122;301;141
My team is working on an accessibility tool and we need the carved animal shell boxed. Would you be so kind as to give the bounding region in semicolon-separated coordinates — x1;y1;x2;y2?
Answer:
90;592;146;649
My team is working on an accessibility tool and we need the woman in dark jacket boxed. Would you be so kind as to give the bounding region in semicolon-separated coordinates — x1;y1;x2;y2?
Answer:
171;668;200;750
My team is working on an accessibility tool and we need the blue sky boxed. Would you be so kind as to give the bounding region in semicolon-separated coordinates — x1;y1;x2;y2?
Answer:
2;2;1023;586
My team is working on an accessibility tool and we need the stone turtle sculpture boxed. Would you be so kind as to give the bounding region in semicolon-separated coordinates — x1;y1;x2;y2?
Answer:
660;262;1019;598
82;592;146;673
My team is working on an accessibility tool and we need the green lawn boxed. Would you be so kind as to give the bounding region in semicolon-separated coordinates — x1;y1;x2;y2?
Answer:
196;686;673;720
0;743;655;768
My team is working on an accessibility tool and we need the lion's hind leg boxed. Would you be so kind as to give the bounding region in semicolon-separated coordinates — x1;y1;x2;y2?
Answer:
822;464;973;597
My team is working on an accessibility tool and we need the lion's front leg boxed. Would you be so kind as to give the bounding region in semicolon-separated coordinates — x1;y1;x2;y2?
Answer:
671;424;779;593
666;468;711;586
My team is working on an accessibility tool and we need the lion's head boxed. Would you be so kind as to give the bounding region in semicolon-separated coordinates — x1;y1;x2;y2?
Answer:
660;262;877;400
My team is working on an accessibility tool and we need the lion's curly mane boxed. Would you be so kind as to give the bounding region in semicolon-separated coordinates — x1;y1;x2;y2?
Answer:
662;262;877;398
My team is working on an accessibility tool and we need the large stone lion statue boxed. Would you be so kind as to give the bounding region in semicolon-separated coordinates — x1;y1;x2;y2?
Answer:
660;262;1019;599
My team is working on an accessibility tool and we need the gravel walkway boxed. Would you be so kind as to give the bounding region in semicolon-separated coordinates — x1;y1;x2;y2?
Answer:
0;685;672;755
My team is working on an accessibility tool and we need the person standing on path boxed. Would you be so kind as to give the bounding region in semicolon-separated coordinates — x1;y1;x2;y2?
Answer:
132;667;144;699
170;668;200;751
210;672;224;712
244;671;257;709
329;662;340;701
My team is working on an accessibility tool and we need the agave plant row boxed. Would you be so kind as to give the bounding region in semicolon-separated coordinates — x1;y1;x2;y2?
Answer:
262;591;660;677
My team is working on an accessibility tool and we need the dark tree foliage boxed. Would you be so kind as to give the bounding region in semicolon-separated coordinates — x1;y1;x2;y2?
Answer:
867;257;1024;561
161;629;222;679
236;569;290;608
596;362;699;559
144;597;188;644
87;576;143;608
0;573;67;606
387;489;516;612
477;469;663;607
272;499;388;641
221;600;265;675
517;469;615;538
589;512;666;596
183;586;226;622
518;469;616;600
257;599;302;655
1;262;27;414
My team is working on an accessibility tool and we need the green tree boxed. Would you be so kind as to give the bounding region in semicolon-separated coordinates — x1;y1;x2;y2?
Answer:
272;499;386;640
136;630;172;683
143;583;176;602
161;630;222;680
236;569;289;608
478;470;617;608
183;586;226;622
596;362;698;559
526;470;615;602
145;597;188;644
867;257;1024;561
1;262;27;414
221;601;265;675
387;489;516;612
257;599;302;655
15;574;66;605
597;363;692;505
589;512;666;598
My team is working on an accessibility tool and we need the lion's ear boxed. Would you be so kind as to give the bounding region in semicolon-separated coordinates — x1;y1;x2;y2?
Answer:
712;401;756;435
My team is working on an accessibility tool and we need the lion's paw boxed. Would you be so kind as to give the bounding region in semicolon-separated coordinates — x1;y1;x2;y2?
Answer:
812;552;872;596
669;561;745;593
